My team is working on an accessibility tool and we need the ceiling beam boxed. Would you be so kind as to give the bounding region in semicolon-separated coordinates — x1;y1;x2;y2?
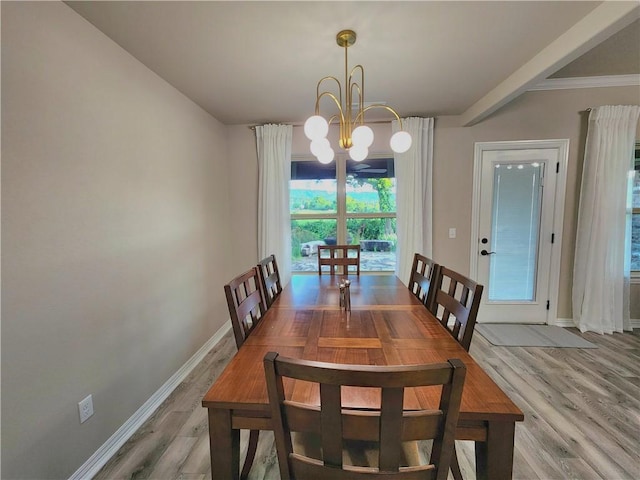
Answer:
460;2;640;127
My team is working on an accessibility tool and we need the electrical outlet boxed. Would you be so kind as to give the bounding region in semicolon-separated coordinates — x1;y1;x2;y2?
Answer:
78;394;94;423
449;228;456;239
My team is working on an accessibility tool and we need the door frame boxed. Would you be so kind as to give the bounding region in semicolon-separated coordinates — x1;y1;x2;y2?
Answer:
469;139;569;325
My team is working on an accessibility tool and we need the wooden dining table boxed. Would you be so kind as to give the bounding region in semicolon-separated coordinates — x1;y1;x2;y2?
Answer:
202;274;524;479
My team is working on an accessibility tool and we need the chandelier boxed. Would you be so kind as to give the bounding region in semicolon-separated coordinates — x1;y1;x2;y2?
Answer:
304;30;412;164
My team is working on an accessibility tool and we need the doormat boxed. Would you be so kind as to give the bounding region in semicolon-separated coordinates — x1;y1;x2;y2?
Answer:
476;324;597;348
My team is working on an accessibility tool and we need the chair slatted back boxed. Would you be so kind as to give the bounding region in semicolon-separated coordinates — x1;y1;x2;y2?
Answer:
431;267;484;351
408;253;440;309
224;267;267;349
318;245;361;275
257;254;282;308
264;352;466;480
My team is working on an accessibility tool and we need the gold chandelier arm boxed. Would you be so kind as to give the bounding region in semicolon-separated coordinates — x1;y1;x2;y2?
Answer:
327;114;340;126
356;104;405;130
316;91;346;125
350;81;364;125
318;91;349;148
347;64;364;128
349;64;364;96
316;76;342;114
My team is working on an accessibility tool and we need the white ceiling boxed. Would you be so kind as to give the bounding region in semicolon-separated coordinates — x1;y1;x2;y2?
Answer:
66;1;640;126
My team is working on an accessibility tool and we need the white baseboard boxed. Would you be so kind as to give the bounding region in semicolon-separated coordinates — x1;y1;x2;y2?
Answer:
553;317;640;329
553;318;575;327
69;322;232;480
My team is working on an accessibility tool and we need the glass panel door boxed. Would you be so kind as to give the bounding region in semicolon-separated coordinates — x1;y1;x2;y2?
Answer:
474;142;563;324
488;163;543;302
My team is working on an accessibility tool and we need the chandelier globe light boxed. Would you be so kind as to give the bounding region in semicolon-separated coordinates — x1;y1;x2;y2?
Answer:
304;30;412;163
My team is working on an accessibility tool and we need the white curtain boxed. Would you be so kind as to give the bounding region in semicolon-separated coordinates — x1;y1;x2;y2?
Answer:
573;105;640;334
256;124;292;286
393;117;434;286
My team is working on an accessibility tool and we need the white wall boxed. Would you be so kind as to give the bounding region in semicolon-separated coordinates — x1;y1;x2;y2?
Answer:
226;125;260;269
2;2;233;478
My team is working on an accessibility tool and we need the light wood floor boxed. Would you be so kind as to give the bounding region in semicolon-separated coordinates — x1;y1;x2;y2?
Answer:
94;327;640;480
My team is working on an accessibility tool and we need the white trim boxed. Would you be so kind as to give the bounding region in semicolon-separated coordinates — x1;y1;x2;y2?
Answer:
554;318;576;328
548;140;570;327
470;140;569;325
68;322;232;480
469;144;483;279
530;74;640;91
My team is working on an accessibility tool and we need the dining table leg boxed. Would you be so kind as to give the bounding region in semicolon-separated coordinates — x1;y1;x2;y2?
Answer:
475;420;516;480
208;408;240;480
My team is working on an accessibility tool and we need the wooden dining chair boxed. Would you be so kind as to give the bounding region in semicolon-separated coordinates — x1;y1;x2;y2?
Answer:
408;253;440;309
318;244;361;275
224;267;267;349
264;352;466;480
223;267;268;479
257;254;282;308
430;266;484;352
430;267;483;480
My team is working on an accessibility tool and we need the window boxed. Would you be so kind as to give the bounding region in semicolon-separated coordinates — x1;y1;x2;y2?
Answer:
291;156;396;273
632;144;640;273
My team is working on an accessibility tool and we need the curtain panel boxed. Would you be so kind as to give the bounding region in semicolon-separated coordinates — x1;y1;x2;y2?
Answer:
573;105;640;334
256;124;292;286
393;117;434;286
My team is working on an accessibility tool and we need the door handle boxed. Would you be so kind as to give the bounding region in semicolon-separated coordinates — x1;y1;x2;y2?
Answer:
480;249;496;256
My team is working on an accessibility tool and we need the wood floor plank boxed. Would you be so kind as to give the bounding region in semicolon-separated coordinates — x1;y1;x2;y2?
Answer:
514;427;573;479
95;329;640;480
493;366;634;478
564;391;639;455
563;355;640;409
179;433;211;476
555;457;605;480
177;405;208;438
147;436;199;479
94;411;191;480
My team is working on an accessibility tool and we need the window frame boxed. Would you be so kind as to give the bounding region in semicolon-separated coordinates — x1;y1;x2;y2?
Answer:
290;152;397;274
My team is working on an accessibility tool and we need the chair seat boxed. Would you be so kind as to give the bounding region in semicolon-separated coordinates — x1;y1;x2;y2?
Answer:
293;433;424;469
